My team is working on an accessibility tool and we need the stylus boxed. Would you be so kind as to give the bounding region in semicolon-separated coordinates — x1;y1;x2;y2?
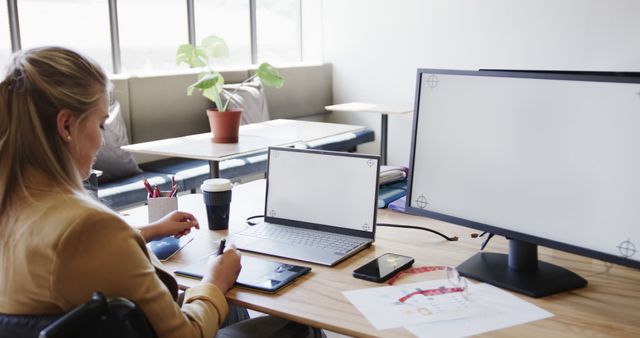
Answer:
217;238;226;256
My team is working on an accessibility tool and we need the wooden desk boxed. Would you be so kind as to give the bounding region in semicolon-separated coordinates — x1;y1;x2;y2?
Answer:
121;119;365;177
121;180;640;337
325;103;412;165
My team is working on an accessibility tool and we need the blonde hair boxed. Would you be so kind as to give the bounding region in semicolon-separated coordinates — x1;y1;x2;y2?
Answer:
0;46;109;216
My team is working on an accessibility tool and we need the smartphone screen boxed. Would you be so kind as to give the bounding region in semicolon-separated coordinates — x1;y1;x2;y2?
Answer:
352;253;414;282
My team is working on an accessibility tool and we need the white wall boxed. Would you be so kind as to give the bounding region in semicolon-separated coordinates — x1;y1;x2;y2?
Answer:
320;0;640;166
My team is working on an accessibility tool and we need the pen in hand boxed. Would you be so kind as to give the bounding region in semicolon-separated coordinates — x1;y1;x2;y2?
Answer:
217;238;226;256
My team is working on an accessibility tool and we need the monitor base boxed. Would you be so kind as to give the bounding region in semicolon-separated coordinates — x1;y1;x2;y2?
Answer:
457;252;587;298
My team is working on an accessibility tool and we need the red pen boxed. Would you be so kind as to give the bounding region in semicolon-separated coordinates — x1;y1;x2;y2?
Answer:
153;186;160;198
143;177;153;197
170;176;179;197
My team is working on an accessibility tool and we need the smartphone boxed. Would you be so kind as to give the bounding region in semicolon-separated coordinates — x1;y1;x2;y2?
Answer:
352;253;414;283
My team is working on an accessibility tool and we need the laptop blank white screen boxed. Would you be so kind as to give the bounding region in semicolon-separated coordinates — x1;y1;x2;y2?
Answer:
266;148;378;233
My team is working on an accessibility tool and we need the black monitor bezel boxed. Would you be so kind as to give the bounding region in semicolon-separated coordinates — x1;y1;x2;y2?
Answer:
479;69;640;78
406;68;640;270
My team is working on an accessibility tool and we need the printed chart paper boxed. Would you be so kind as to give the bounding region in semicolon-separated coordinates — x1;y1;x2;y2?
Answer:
406;283;553;338
343;280;552;336
343;279;486;330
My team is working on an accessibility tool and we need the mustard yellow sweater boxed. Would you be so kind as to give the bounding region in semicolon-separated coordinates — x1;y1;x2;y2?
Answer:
0;187;227;338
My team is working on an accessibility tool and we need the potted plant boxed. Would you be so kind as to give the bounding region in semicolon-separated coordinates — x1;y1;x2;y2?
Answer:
176;35;284;143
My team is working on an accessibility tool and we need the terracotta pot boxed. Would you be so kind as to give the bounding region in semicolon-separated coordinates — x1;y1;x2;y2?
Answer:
206;108;242;143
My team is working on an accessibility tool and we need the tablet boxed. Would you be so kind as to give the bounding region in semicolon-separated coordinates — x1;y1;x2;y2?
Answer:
175;255;311;293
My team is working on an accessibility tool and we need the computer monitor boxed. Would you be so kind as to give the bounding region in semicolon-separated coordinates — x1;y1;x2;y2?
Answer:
479;69;640;78
406;68;640;297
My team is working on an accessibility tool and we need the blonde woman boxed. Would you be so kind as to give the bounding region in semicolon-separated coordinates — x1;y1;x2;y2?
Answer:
0;46;246;337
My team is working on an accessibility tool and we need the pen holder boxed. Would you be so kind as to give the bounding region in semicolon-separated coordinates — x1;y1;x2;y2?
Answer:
147;192;178;223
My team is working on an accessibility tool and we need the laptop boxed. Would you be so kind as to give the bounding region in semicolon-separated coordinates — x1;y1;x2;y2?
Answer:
228;147;380;266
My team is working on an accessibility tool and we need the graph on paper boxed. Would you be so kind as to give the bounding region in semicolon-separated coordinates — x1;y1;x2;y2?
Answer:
343;280;488;330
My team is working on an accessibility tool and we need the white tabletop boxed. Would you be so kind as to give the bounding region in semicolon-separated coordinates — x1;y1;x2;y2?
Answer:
325;102;413;115
241;119;365;143
121;119;365;162
122;133;295;162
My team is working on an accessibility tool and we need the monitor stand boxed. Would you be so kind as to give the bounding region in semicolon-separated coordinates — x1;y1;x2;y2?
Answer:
456;239;587;298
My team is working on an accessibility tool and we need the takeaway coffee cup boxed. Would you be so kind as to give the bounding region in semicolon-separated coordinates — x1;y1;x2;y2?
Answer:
201;178;232;230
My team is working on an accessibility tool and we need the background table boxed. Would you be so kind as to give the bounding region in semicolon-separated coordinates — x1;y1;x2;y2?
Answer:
122;119;366;177
325;103;412;165
121;180;640;338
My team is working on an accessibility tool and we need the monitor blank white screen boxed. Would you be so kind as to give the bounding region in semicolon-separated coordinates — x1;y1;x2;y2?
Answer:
409;71;640;263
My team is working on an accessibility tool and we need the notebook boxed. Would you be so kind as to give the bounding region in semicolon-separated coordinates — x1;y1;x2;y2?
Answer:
175;255;311;293
228;147;380;266
147;235;193;261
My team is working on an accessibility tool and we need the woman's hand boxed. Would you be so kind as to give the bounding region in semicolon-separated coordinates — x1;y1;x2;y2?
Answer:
201;245;242;294
138;210;199;242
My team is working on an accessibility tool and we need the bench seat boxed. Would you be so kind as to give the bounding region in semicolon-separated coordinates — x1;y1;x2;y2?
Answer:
97;172;174;210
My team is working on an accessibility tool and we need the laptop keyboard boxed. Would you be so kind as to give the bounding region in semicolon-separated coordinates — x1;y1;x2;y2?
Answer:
238;223;366;254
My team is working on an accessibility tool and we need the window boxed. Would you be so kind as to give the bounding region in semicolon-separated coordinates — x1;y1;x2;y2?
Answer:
18;0;112;72
0;4;11;66
118;0;188;73
194;0;251;66
256;0;301;63
2;0;304;74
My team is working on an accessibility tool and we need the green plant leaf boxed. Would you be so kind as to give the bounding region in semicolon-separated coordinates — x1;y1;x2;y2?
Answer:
179;36;284;110
193;72;223;90
191;71;225;107
256;63;284;88
176;44;207;67
200;35;229;59
203;87;226;111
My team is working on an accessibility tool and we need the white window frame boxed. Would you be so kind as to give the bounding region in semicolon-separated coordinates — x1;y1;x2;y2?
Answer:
5;0;302;74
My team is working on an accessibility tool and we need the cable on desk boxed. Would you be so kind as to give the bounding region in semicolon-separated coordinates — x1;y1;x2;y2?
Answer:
481;233;495;251
376;223;458;241
472;231;495;250
246;215;263;226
